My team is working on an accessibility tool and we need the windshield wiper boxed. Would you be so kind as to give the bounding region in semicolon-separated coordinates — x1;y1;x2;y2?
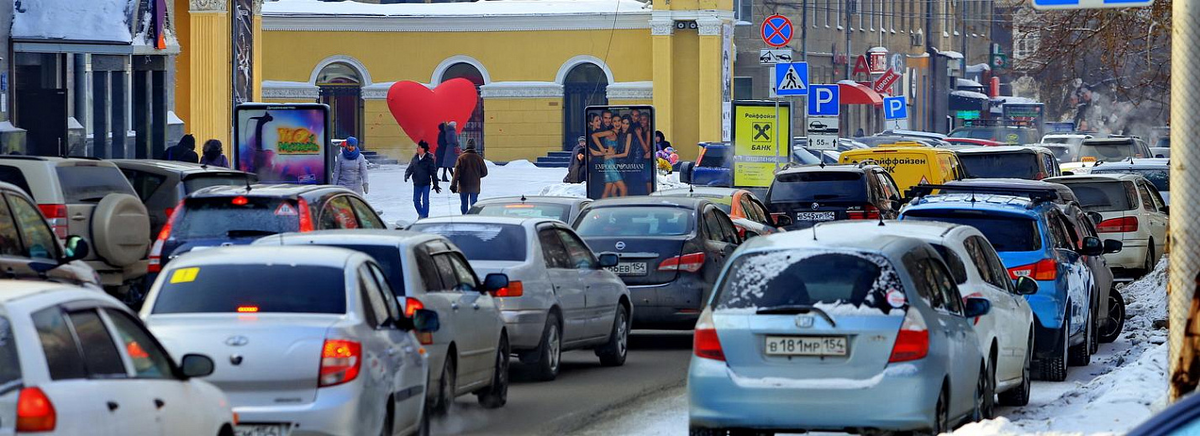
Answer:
755;304;837;327
226;229;278;238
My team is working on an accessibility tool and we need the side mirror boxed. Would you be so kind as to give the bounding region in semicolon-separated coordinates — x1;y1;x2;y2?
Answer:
744;231;759;239
1087;212;1104;226
598;253;619;268
180;354;215;378
482;273;510;293
394;220;412;230
678;161;694;184
1079;236;1104;256
773;213;793;228
1161;205;1169;215
61;235;89;264
1104;239;1124;254
1014;276;1039;295
722;244;737;256
412;309;441;333
963;297;992;318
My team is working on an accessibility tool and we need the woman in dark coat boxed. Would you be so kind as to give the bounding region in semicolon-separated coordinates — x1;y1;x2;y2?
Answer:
436;121;460;181
564;136;587;184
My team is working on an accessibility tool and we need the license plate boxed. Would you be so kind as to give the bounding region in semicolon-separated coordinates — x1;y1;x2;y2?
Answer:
796;212;836;221
234;425;291;436
765;336;847;356
606;262;648;276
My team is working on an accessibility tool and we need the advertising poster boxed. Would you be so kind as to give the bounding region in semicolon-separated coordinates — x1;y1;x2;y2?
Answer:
732;101;791;188
233;103;331;184
584;105;657;200
722;22;734;142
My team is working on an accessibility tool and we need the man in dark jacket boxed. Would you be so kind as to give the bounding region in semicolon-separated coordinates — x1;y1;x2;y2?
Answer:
404;141;441;219
163;134;200;163
563;136;587;183
450;139;488;214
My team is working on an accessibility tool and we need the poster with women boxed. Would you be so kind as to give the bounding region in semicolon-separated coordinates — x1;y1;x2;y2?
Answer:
584;106;657;199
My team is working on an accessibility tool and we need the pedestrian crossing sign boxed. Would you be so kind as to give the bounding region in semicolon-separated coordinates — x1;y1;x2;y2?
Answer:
774;62;809;97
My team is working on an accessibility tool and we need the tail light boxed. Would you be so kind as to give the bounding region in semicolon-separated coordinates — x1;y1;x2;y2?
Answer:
889;309;929;363
493;281;523;297
148;201;184;273
403;297;425;318
319;339;362;387
693;308;725;361
847;204;881;220
659;253;706;273
297;198;314;232
1007;258;1058;281
16;387;56;432
1097;216;1138;233
38;204;68;239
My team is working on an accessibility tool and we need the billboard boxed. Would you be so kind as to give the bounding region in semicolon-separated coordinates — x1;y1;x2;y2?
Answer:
233;103;331;184
732;101;791;188
584;105;657;199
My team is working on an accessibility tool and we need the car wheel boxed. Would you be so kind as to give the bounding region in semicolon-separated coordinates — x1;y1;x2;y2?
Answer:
417;406;431;436
1037;319;1069;382
932;386;950;434
1089;302;1099;355
1099;288;1126;343
379;400;394;436
1141;240;1156;277
1069;307;1092;367
998;334;1032;406
532;313;562;381
973;360;995;421
432;355;456;416
596;305;629;367
477;335;510;409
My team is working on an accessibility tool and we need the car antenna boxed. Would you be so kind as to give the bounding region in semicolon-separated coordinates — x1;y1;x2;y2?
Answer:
811;223;818;241
244;174;252;193
877;209;886;227
521;194;527;203
688;182;694;194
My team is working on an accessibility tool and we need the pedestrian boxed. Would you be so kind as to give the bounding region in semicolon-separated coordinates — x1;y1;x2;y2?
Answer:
199;139;229;168
332;136;369;196
654;130;671;155
404;141;441;219
564;136;587;184
163;134;199;163
437;121;460;182
450;139;487;214
854;128;866;137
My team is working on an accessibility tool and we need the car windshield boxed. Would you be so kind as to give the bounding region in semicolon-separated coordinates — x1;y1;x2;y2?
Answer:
0;316;19;391
1044;145;1075;162
183;174;254;194
1079;143;1138;161
323;244;406;296
903;211;1042;252
173;197;299;238
959;152;1042;179
152;264;346;314
408;223;527;261
1092;169;1169;192
473;202;570;222
1062;181;1135;212
769;171;866;203
56;165;137;202
712;250;903;314
1156;137;1169;148
575;206;694;237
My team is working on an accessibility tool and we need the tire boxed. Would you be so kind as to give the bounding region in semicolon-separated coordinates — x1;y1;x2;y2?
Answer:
998;334;1032;406
1037;319;1069;382
932;386;950;434
1069;307;1092;367
973;361;995;421
477;335;510;409
596;305;630;367
1141;240;1156;277
417;407;431;436
1099;288;1126;343
531;313;562;381
431;354;456;416
380;400;394;436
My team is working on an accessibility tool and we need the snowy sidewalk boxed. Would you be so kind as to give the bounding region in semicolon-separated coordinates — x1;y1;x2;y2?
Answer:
364;160;569;224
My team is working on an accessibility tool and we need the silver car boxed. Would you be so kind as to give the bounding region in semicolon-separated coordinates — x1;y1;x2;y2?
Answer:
409;217;631;381
139;246;437;436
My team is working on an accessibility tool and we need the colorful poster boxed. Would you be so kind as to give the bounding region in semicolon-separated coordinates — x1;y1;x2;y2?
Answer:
732;101;791;188
584;106;657;200
233;104;330;184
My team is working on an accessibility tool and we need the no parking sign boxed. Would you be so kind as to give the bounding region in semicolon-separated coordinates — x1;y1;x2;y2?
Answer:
760;15;793;48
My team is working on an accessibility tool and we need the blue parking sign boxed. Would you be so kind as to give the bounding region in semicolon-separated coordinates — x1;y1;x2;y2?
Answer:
807;84;839;116
883;96;907;120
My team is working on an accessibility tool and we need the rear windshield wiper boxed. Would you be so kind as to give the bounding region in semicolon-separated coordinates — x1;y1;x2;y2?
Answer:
755;304;837;327
226;229;278;238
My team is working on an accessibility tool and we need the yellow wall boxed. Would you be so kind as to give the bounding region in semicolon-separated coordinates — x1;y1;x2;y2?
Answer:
670;29;700;161
484;98;564;162
188;10;231;152
173;0;192;128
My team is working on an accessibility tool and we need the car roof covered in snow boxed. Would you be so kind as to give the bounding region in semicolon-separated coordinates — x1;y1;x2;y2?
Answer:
738;223;929;261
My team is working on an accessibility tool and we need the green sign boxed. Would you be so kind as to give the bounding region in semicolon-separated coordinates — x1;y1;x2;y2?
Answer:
957;110;981;120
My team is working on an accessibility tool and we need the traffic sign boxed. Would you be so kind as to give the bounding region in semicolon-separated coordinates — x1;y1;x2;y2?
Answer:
883;96;907;120
759;49;794;64
760;15;793;48
807;84;839;116
773;62;809;96
873;68;900;95
1032;0;1152;9
807;116;839;150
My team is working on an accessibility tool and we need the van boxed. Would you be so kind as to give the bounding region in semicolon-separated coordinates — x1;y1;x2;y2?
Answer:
838;145;966;198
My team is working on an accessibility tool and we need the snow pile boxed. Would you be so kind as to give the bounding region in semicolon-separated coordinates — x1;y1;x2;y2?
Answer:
265;0;651;16
13;0;133;42
537;171;689;197
503;159;539;169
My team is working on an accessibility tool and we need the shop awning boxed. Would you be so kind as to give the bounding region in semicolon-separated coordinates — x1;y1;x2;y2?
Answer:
837;81;883;107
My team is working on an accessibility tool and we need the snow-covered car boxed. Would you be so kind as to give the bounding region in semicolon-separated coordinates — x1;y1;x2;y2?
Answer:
1047;174;1169;277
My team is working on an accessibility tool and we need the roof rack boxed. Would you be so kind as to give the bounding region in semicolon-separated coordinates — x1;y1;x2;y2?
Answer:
909;184;1059;204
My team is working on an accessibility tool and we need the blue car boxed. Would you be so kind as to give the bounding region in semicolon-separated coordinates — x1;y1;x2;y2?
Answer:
899;193;1103;381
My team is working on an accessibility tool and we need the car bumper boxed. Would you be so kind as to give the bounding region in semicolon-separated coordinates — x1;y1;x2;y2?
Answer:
1032;316;1069;360
628;275;709;329
501;309;548;351
1104;240;1148;272
688;357;939;432
89;259;149;286
233;380;376;436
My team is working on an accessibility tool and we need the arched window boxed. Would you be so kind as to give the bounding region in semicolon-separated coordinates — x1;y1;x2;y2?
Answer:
562;63;608;151
440;63;486;155
317;62;363;143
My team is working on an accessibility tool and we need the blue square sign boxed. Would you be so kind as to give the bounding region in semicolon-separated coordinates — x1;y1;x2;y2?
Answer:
774;62;808;96
883;96;907;120
807;84;839;116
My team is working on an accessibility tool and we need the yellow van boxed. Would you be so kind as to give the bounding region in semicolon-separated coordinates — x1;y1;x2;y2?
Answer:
839;145;967;198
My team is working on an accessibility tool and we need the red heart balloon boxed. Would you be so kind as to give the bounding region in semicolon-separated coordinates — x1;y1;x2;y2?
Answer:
386;79;478;152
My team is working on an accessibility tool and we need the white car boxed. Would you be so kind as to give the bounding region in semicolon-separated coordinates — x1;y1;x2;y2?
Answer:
1048;174;1169;276
829;221;1038;408
0;280;233;435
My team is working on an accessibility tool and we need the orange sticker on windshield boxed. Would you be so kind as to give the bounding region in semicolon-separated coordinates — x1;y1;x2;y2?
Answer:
170;267;200;284
275;202;298;216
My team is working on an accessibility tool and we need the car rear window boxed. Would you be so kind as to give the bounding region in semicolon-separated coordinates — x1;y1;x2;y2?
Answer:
698;147;730;167
0;316;19;389
152;264;346;314
904;211;1042;252
57;165;137;203
1093;169;1169;192
713;250;904;314
1063;181;1136;212
575;206;694;237
323;244;406;296
1042;137;1070;144
0;165;32;195
959;152;1041;179
1079;143;1138;162
408;223;528;262
173;197;299;238
474;203;570;223
1044;145;1074;162
183;174;254;194
769;171;866;203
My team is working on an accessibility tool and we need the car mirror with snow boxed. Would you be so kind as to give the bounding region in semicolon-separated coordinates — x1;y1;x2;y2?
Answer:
598;253;619;268
962;297;991;318
1014;276;1039;296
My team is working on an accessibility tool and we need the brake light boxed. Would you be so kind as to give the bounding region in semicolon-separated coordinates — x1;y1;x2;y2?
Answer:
659;253;706;273
149;201;184;273
231;196;249;206
236;306;259;313
1097;216;1138;233
16;387;56;432
164;207;174;219
889;309;929;363
37;204;68;239
297;198;314;232
847;204;881;220
404;297;425;318
319;339;362;387
693;309;725;361
493;281;523;297
1007;258;1058;281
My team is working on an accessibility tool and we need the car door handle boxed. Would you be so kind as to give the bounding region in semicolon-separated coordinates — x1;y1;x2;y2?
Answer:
107;401;119;412
71;214;86;221
472;303;480;310
154;399;165;409
451;303;459;311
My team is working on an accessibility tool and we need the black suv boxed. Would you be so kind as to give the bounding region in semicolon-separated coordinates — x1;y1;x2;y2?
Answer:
113;159;257;238
765;164;903;229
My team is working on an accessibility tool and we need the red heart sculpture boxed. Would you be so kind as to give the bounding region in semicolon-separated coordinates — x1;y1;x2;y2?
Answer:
386;79;478;152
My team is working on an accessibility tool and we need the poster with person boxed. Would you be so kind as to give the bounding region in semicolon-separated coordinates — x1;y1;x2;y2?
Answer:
233;103;331;184
584;105;656;200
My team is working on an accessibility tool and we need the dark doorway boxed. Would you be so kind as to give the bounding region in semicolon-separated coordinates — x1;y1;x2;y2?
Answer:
15;53;68;157
563;63;608;151
440;63;486;156
317;63;363;143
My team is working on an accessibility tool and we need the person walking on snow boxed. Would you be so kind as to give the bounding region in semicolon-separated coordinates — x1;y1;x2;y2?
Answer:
199;139;229;168
437;121;460;182
332;136;369;195
450;139;488;214
405;141;441;219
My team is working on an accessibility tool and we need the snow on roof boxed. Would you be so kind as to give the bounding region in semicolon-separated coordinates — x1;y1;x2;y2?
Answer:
956;78;984;88
966;63;991;73
264;0;652;16
941;50;964;59
994;96;1039;105
13;0;133;43
951;90;989;100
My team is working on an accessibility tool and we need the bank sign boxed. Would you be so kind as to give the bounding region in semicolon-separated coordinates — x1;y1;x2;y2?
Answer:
731;101;792;188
